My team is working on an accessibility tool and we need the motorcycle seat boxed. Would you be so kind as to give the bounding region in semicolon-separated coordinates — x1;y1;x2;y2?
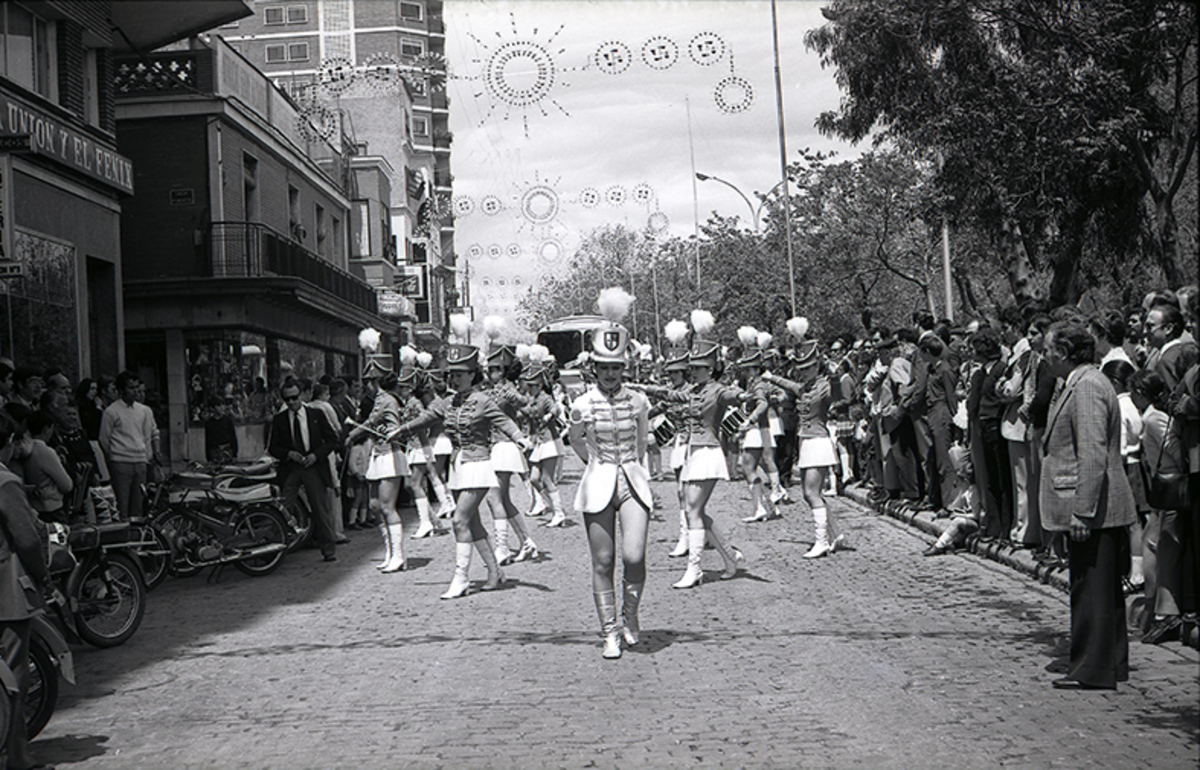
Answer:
211;484;273;503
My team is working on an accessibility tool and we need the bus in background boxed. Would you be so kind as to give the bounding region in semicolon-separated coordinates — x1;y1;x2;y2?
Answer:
535;314;609;401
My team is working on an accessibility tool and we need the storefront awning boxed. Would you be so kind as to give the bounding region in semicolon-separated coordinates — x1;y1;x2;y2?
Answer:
111;1;252;53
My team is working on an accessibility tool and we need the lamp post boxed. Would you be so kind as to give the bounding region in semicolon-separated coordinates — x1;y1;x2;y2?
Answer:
695;174;788;233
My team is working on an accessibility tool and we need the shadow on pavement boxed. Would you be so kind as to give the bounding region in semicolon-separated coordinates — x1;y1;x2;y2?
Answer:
33;732;111;765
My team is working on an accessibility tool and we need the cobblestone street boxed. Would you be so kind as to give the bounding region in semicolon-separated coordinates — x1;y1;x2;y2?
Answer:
35;456;1199;769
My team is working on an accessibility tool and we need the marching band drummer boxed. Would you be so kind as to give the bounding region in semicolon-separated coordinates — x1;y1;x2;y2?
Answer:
762;337;847;558
519;353;568;532
346;353;410;573
567;289;653;659
735;327;781;523
395;350;451;540
392;338;534;599
657;320;693;558
638;309;744;589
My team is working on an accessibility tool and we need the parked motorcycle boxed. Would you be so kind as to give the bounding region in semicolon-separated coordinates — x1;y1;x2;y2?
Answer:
148;472;290;578
51;521;147;649
20;586;76;741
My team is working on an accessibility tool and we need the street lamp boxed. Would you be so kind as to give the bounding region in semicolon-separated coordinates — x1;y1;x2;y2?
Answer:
695;173;787;233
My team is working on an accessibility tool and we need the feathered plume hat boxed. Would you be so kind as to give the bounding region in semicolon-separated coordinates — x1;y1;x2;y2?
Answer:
689;309;720;366
445;313;480;372
359;327;393;380
396;345;424;387
736;325;764;368
662;319;690;372
483;315;516;369
519;344;553;386
786;316;819;369
590;287;634;363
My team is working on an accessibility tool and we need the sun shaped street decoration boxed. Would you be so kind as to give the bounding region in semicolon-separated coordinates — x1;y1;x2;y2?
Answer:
297;103;338;142
506;243;523;259
713;47;753;114
536;238;565;264
605;185;627;207
466;14;573;137
647;210;671;235
487;243;504;260
632;183;655;206
318;57;358;96
520;182;560;226
453;195;476;218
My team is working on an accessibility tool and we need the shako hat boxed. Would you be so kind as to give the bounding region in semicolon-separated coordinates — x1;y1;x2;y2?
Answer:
445;344;481;372
689;339;721;367
791;339;820;369
362;353;393;380
590;323;630;364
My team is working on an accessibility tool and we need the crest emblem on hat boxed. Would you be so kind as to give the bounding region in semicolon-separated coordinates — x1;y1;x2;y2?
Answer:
603;330;621;352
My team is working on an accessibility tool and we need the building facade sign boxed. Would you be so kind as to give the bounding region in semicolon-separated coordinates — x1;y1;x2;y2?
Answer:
0;94;135;195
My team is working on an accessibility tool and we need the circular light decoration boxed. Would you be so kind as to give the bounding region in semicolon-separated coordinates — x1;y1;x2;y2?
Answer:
497;278;508;287
487;243;504;259
513;277;524;286
481;195;504;216
319;57;357;95
481;277;492;287
453;196;475;218
605;185;627;207
412;51;449;93
641;36;679;70
485;40;557;107
520;185;560;225
467;243;484;259
647;210;670;234
714;75;754;114
594;41;632;75
632;183;655;205
506;243;523;258
297;104;337;141
361;52;401;94
537;238;565;264
579;187;601;208
688;32;726;66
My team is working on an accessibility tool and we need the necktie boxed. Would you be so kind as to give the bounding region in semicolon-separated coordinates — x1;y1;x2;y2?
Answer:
293;412;306;453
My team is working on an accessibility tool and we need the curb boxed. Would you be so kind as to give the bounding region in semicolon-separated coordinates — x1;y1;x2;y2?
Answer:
843;484;1071;594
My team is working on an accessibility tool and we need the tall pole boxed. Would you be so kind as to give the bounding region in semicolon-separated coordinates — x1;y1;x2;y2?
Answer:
771;0;797;317
686;95;702;303
942;220;954;322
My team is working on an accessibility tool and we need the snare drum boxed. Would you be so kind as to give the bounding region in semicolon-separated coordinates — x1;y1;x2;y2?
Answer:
650;414;676;445
719;406;748;441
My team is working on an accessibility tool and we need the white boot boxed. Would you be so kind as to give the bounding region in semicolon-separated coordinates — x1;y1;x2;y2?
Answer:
429;468;456;517
381;523;407;572
493;519;512;565
529;480;547;516
622;582;644;645
544;489;567;528
594;590;622;659
804;507;832;558
672;529;706;589
412;497;437;539
668;510;689;557
513;536;539;562
376;523;393;570
441;542;473;599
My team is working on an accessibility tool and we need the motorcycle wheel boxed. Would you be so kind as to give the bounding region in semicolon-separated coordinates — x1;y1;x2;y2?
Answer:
73;553;146;648
282;496;313;553
150;510;202;578
139;524;171;591
25;636;58;740
232;508;288;577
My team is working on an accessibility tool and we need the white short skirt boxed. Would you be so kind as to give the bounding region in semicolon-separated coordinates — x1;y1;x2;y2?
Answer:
432;433;453;456
797;436;838;469
740;426;775;450
490;440;528;474
680;446;730;482
405;444;437;467
449;457;499;490
365;446;409;480
768;413;783;436
669;436;688;471
528;439;561;463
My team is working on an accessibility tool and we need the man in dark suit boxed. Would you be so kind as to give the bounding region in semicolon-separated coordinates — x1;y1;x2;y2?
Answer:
269;381;339;561
1040;321;1137;690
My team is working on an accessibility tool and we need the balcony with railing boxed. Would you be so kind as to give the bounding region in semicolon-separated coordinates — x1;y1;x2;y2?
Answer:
208;222;377;314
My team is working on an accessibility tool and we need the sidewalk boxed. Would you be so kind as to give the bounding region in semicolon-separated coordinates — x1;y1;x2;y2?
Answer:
842;481;1200;648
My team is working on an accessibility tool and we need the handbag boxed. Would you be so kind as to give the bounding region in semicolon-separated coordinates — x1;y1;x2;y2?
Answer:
1142;417;1191;512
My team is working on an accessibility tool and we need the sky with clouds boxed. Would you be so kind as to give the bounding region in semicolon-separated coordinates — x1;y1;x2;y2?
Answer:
443;0;861;326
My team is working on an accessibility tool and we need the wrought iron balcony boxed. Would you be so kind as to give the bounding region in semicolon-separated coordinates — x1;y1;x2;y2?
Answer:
207;221;377;313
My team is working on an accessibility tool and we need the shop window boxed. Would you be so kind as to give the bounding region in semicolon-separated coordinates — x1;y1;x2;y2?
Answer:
6;231;79;378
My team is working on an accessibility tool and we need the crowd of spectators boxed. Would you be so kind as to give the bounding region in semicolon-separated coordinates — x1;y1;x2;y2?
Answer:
754;285;1199;651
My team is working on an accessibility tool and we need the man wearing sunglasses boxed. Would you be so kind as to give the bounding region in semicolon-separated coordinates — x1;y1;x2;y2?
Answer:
269;380;340;561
